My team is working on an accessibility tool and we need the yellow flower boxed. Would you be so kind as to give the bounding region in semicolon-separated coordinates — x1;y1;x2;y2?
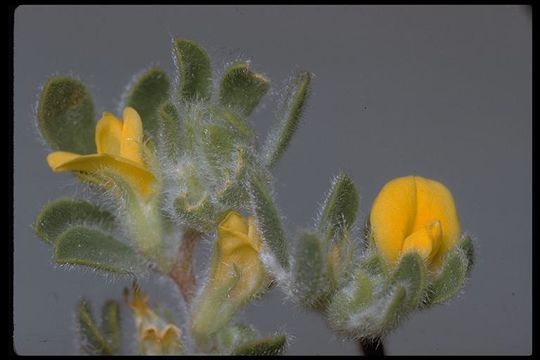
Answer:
124;284;183;355
369;175;461;269
208;211;266;301
46;107;156;199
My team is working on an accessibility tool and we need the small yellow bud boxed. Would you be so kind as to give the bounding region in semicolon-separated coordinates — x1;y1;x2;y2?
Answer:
124;284;183;355
370;176;461;269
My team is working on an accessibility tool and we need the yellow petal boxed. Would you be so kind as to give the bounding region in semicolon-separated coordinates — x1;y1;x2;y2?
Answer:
160;325;182;347
121;107;144;165
370;175;417;265
210;211;265;299
96;112;123;156
411;177;461;267
46;151;155;199
218;211;251;254
402;220;442;261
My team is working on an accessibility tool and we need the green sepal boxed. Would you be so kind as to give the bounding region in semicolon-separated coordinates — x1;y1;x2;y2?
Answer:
248;177;289;269
124;67;171;139
54;226;147;274
391;252;426;309
37;76;95;154
173;38;212;102
318;173;359;243
174;192;216;232
327;269;374;328
101;301;121;353
425;247;468;305
215;323;257;355
77;300;112;355
293;233;323;306
158;102;181;159
264;71;311;168
381;286;407;331
191;274;240;348
202;124;236;174
458;235;475;274
219;63;270;118
218;148;250;208
360;253;389;279
327;230;355;289
232;334;287;356
210;106;254;143
34;197;116;245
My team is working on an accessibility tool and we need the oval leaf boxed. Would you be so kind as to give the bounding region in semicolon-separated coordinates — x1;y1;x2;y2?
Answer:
124;67;171;139
318;173;359;242
78;300;112;355
173;38;212;102
293;233;323;305
54;226;147;274
101;301;121;353
219;63;270;118
391;252;426;308
425;247;468;305
264;71;311;168
34;197;116;245
248;177;289;269
233;334;287;356
37;76;96;154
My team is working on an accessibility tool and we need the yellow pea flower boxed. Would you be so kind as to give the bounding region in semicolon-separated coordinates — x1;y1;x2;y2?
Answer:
191;211;267;345
46;107;156;199
124;285;183;355
208;210;266;301
370;176;461;269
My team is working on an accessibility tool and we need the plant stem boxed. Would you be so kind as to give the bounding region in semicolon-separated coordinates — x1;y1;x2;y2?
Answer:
169;228;202;307
358;338;385;356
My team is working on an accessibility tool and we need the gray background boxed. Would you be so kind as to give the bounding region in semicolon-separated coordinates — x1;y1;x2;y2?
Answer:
14;5;531;355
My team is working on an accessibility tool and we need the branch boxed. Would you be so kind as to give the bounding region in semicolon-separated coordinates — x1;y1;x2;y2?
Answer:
168;228;202;307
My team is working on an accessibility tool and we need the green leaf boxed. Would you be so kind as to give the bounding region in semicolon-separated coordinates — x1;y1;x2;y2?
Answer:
327;269;374;328
210;106;254;142
381;285;407;330
218;147;250;208
233;334;287;356
318;173;359;242
391;252;426;308
264;71;311;168
158;102;181;158
54;226;146;274
293;233;323;305
37;76;96;154
173;38;212;102
425;248;468;305
216;323;257;354
101;301;121;353
78;300;112;355
202;124;236;173
360;253;389;279
248;177;289;269
34;197;116;245
174;192;216;232
219;63;270;118
458;235;475;274
124;67;171;139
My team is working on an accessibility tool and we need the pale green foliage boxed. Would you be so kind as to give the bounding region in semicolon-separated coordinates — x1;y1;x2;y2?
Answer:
38;76;96;154
34;36;474;355
77;300;121;355
124;67;171;139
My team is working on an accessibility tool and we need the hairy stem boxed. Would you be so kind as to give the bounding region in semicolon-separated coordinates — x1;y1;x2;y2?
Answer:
358;338;385;356
169;228;202;307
